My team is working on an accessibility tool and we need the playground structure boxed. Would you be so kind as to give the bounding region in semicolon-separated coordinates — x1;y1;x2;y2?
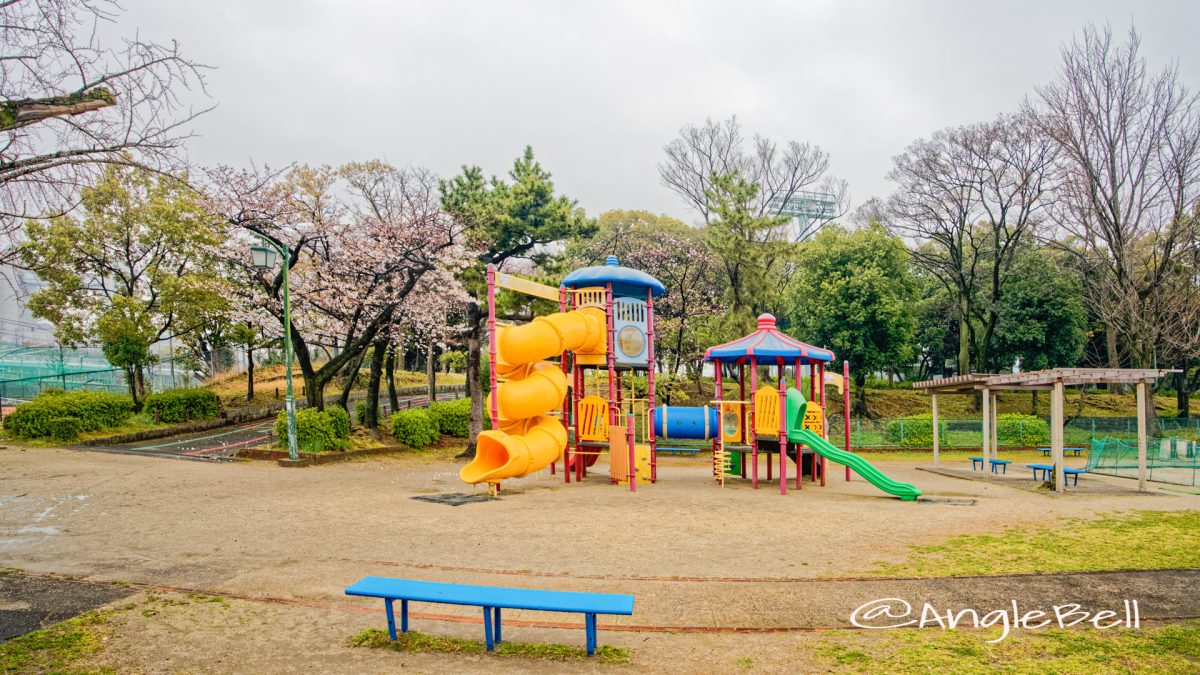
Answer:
459;258;921;500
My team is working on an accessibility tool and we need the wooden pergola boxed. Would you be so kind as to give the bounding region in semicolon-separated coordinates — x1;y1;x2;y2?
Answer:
913;369;1177;493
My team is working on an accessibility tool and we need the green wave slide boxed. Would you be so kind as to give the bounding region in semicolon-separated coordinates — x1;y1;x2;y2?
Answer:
785;387;922;501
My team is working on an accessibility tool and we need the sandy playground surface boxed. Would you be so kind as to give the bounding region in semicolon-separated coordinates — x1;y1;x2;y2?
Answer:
1;445;1197;673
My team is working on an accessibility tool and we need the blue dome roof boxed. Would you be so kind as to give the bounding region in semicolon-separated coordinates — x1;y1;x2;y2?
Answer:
562;256;666;297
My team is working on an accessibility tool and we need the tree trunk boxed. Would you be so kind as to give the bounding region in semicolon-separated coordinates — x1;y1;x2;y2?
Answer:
460;301;484;458
385;344;399;413
364;339;386;437
853;373;874;418
1031;390;1038;416
426;341;437;404
1106;326;1121;392
337;350;367;413
302;371;322;410
126;366;142;411
246;345;255;402
957;315;971;377
1176;364;1190;418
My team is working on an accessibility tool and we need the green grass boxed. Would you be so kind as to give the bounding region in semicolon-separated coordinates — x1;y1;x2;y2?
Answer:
0;609;115;674
869;510;1200;578
815;621;1200;674
347;628;631;664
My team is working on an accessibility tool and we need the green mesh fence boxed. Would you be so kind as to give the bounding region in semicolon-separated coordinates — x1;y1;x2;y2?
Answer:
822;416;1200;451
1086;437;1200;487
0;343;185;407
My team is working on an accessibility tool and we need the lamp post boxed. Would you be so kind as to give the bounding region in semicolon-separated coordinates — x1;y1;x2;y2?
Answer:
251;240;299;462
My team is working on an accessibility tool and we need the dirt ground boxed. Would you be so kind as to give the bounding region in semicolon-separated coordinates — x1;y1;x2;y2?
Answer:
2;445;1198;673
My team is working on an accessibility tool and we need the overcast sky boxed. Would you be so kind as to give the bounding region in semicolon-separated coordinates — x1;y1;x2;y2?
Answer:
121;0;1200;225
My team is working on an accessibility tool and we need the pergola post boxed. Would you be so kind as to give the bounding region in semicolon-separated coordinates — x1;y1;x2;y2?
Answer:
980;388;991;468
1136;379;1148;492
991;392;999;458
1052;379;1065;493
931;393;940;466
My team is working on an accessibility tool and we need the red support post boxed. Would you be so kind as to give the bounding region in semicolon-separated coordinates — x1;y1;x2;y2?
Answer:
645;288;658;483
713;358;724;475
486;265;499;429
844;360;852;481
605;283;617;426
749;358;759;489
795;357;802;490
818;361;827;487
778;374;787;495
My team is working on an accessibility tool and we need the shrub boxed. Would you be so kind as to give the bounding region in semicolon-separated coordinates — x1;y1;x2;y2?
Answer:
391;408;438;448
996;413;1050;446
355;401;383;426
4;390;134;438
142;388;222;424
325;406;351;439
48;417;82;443
427;398;471;437
273;408;348;453
885;414;942;448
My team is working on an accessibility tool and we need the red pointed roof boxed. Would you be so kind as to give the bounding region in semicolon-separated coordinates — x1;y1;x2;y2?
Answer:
704;314;835;364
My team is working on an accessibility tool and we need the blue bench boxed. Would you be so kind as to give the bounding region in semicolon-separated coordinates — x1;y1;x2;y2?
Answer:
344;577;634;656
989;459;1011;474
1027;463;1053;481
1040;446;1085;457
969;456;984;470
1026;465;1087;486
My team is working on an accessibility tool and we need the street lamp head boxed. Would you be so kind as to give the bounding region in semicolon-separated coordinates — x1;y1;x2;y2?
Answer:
250;244;278;270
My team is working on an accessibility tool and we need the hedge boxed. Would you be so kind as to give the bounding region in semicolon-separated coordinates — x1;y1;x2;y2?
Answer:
885;414;940;448
48;417;82;443
326;406;351;439
274;407;350;453
142;388;222;424
427;398;471;438
391;409;438;449
997;414;1050;446
4;390;134;439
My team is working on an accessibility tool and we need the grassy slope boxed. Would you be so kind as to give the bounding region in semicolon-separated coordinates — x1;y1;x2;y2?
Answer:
205;364;466;407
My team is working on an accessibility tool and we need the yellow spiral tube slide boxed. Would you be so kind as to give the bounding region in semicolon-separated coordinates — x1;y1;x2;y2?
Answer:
460;307;606;485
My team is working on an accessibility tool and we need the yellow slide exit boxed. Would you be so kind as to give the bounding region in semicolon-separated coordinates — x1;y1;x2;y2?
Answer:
459;307;606;485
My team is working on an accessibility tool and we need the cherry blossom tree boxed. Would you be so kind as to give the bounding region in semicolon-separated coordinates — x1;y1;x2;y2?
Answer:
206;162;469;410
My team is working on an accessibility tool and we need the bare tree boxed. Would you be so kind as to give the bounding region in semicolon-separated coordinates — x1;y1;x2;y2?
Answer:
658;115;848;240
1;0;209;263
886;113;1056;375
1032;24;1200;386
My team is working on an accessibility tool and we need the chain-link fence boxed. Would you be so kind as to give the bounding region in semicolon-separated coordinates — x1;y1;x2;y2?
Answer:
0;343;184;408
1086;437;1200;486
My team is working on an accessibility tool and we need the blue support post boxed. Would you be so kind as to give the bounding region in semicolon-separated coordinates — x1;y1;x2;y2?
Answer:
483;606;494;651
401;599;408;633
494;607;502;643
385;599;397;640
585;613;597;656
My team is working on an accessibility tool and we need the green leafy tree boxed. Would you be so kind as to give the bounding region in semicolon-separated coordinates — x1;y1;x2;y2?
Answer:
20;165;227;408
705;172;792;336
440;147;595;456
787;222;916;416
993;249;1087;371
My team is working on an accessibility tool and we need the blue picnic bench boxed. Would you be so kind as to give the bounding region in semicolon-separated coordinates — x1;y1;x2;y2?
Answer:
969;457;1010;474
1026;464;1088;486
1040;446;1085;457
969;456;984;470
344;577;634;656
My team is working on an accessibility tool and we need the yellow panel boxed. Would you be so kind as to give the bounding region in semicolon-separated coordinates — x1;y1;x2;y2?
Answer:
496;272;561;302
803;403;825;436
720;402;743;443
754;386;780;437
